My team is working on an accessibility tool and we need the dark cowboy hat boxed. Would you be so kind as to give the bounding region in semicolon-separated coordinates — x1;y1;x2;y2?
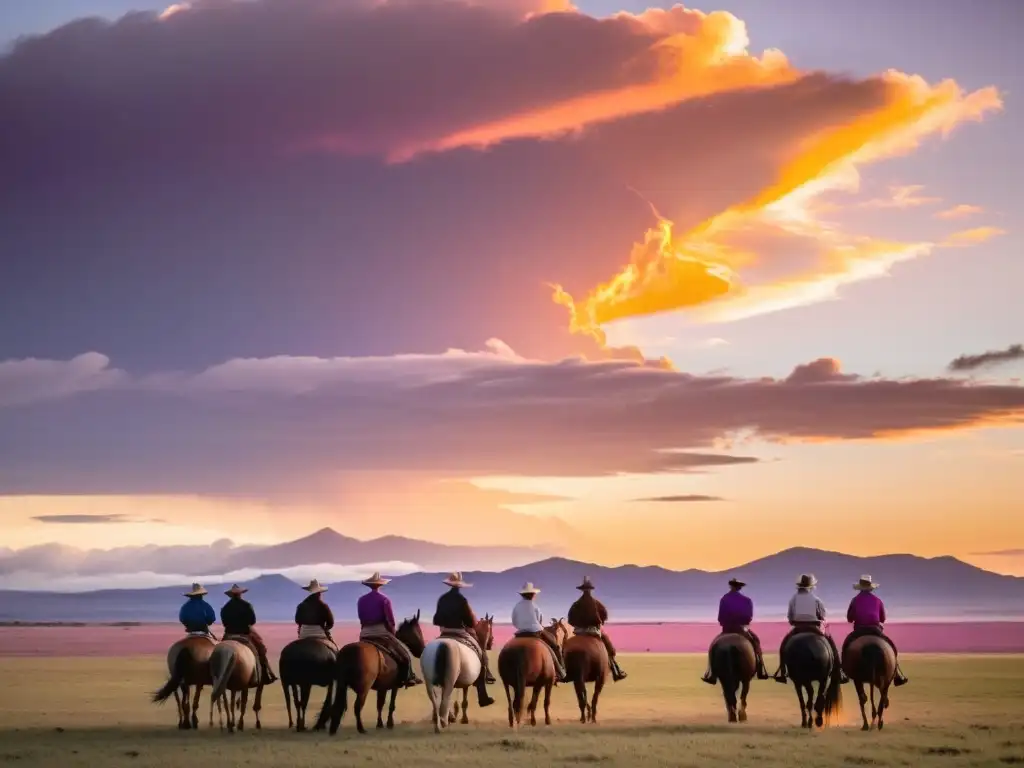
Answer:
224;583;248;596
728;577;746;589
576;576;595;591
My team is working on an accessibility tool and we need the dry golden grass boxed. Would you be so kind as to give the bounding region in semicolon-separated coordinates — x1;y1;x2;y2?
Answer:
1;654;1023;767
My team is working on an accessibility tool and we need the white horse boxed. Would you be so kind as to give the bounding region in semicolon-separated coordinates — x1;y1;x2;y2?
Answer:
420;616;494;733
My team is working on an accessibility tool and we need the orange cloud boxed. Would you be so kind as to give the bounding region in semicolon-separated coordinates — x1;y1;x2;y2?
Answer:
550;62;1003;353
936;203;984;219
942;226;1007;247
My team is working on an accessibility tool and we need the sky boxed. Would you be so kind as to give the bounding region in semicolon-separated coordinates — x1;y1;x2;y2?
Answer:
1;0;1023;583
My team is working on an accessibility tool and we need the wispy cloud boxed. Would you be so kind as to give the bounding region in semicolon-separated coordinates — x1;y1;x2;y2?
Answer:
935;204;983;220
859;184;942;210
941;226;1007;247
948;343;1024;372
632;494;724;502
31;514;166;525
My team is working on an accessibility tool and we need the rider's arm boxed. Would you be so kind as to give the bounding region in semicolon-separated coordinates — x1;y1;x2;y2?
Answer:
740;596;753;626
716;598;726;626
846;599;856;624
322;601;336;631
246;602;257;627
382;596;396;633
178;603;188;625
204;602;215;626
878;600;886;625
596;599;609;625
815;597;826;622
786;594;796;624
461;596;478;628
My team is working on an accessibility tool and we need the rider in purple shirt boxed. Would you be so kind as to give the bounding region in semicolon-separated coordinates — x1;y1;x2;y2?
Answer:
842;576;908;686
356;572;422;687
702;578;770;684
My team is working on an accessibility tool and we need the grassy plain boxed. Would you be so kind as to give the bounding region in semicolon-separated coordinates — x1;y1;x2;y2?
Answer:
1;654;1023;768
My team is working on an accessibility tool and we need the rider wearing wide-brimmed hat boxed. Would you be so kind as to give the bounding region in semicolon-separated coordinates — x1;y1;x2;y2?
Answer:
511;582;568;682
357;572;423;687
702;577;770;684
294;578;336;644
567;576;627;681
178;582;217;637
220;583;277;685
842;575;908;686
773;574;847;684
432;571;495;707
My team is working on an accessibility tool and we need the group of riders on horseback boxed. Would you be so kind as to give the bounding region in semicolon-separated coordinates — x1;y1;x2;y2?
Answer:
176;570;628;713
700;572;909;688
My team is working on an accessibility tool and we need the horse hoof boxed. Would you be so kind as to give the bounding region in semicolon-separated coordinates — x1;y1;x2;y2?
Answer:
728;712;737;723
877;722;884;731
255;722;261;730
387;721;395;730
738;711;748;723
815;717;823;728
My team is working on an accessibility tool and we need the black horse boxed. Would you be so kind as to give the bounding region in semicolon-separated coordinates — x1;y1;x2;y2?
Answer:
780;632;844;729
279;637;339;731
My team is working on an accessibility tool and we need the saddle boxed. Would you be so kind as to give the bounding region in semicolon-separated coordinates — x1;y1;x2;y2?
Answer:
440;629;484;659
361;636;399;665
186;630;216;644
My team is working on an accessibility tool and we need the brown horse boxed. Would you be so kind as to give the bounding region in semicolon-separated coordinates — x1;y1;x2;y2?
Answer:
279;635;338;732
708;633;757;723
421;615;495;733
498;618;571;728
563;629;610;724
208;637;265;733
316;612;427;735
843;634;897;730
151;634;216;729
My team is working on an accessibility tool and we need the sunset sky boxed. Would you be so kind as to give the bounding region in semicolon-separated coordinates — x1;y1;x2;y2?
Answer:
1;0;1022;580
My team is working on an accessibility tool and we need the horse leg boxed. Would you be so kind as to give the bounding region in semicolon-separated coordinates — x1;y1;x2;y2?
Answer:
738;678;750;723
877;682;888;731
591;676;605;724
375;689;387;729
794;682;808;728
226;691;236;733
573;677;588;724
720;678;738;723
253;684;263;730
543;681;553;726
528;683;543;727
855;680;869;730
237;688;249;732
813;679;826;728
504;682;516;729
297;683;312;732
353;687;370;734
191;685;203;730
425;681;442;734
283;679;294;729
451;697;459;725
386;686;398;729
314;680;333;732
460;686;470;725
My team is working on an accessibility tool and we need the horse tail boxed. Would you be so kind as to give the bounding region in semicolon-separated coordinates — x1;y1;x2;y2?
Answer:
433;640;450;688
716;642;740;711
209;646;237;708
822;640;844;725
859;640;885;686
323;650;350;731
152;645;188;704
513;649;527;722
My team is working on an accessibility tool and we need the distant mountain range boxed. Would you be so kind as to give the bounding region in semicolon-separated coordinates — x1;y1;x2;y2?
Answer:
0;527;557;585
2;545;1021;623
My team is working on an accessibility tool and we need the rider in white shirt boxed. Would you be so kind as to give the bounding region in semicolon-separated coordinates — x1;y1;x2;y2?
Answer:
773;573;848;683
511;582;567;682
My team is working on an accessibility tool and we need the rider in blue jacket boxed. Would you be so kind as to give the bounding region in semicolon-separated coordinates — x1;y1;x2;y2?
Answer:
179;583;216;635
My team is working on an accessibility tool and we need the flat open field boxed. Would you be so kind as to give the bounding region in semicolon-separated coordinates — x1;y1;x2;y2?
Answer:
1;654;1023;768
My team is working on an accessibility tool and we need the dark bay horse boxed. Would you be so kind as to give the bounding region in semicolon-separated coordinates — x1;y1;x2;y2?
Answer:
279;635;338;732
208;637;265;733
708;633;757;723
843;634;897;730
781;632;844;729
316;612;426;735
151;634;216;729
563;629;610;724
498;618;571;728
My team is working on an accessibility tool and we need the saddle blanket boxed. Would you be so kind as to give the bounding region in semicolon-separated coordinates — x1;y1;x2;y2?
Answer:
298;625;338;648
186;631;216;643
439;629;483;657
223;634;267;679
572;627;602;638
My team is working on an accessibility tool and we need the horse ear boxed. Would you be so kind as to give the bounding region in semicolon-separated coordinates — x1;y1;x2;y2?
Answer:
415;608;421;621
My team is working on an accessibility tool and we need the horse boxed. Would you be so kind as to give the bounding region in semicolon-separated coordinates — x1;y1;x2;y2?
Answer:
208;637;265;733
708;632;757;723
279;634;339;732
843;634;897;730
780;631;844;729
563;627;612;724
498;618;571;728
150;633;216;729
420;615;495;734
315;612;427;735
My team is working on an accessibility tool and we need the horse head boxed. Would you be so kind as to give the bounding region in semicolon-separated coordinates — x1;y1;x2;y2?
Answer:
475;614;494;650
548;617;571;649
398;609;426;658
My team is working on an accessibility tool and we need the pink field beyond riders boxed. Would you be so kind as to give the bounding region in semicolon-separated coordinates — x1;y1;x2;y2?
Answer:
1;621;1023;657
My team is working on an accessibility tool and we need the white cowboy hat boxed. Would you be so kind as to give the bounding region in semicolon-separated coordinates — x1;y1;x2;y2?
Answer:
518;582;541;596
224;583;248;596
576;576;596;591
184;583;207;597
854;575;879;591
443;571;472;588
796;573;818;589
301;579;328;594
361;572;390;588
